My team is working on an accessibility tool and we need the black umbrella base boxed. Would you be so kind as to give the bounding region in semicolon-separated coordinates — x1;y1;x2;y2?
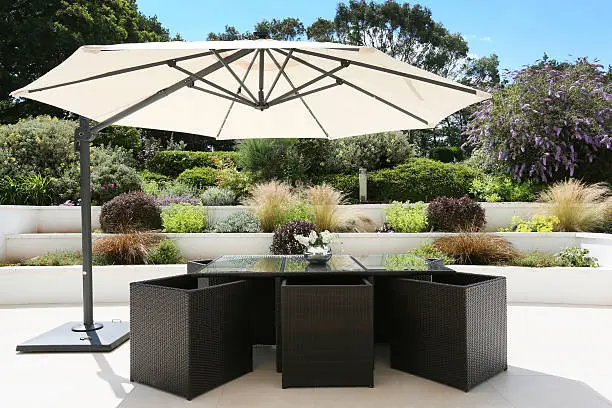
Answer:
16;321;129;353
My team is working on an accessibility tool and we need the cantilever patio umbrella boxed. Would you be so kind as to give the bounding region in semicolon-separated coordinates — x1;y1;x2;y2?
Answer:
11;39;489;352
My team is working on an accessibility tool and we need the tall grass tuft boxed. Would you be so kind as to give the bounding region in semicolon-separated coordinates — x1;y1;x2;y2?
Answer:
246;181;294;232
539;179;612;232
306;184;345;231
93;232;160;265
434;233;517;265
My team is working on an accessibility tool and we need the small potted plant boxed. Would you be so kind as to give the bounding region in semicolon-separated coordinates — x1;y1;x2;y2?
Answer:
294;230;337;264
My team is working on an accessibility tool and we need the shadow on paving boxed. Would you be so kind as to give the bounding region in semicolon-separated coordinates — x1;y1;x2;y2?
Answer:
99;346;612;408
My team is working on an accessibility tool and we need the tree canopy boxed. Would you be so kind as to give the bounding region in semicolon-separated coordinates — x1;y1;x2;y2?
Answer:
0;0;179;123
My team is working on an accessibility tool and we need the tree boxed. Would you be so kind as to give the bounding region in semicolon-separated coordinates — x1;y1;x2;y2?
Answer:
207;25;247;41
255;18;305;41
306;0;469;77
464;58;612;183
0;0;177;123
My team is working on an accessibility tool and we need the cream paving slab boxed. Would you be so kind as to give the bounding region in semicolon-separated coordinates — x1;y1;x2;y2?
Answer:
1;304;611;408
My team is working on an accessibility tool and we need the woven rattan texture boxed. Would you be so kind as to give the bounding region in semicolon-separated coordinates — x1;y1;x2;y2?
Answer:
389;272;507;391
281;279;374;388
130;276;252;400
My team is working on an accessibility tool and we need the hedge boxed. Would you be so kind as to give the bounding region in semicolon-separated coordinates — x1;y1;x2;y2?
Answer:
176;167;218;189
321;158;477;203
149;150;239;176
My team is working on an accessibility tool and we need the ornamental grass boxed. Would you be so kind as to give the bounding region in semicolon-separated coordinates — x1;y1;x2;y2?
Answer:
306;184;345;232
434;233;518;265
246;181;295;232
539;179;612;232
93;232;160;265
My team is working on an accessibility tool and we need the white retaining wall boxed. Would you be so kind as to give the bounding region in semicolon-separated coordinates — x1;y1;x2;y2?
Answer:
1;263;611;306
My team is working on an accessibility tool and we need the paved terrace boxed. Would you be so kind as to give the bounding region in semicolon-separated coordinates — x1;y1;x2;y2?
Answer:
1;303;611;408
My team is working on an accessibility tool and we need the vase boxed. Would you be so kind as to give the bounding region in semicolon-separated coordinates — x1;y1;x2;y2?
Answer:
304;246;332;265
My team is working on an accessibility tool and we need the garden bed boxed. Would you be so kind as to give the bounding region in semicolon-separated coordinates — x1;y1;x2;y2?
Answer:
5;232;611;265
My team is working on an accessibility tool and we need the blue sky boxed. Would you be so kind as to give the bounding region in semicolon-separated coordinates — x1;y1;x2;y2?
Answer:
137;0;611;73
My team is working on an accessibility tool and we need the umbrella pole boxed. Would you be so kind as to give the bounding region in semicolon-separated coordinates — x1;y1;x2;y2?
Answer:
72;117;103;332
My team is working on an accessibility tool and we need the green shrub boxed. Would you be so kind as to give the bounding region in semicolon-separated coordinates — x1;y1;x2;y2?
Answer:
200;187;236;206
317;173;359;203
0;116;77;178
368;158;477;203
430;146;464;163
499;215;560;232
161;203;207;233
278;200;313;225
427;196;486;232
406;242;454;264
210;211;261;233
21;250;82;266
384;201;428;232
270;220;316;255
510;251;561;267
329;132;417;173
146;238;184;264
216;167;253;197
556;247;599;267
93;126;142;152
177;167;217;189
99;192;162;233
90;146;142;204
138;170;169;183
149;150;238;176
470;174;536;202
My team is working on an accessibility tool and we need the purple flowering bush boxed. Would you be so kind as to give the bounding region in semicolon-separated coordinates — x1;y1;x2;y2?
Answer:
465;58;612;183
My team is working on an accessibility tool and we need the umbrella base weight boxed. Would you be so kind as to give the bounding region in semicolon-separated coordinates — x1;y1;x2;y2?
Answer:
16;321;129;353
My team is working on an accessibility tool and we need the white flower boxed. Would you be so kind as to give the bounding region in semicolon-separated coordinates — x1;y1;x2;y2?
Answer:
320;230;333;244
309;246;326;255
294;234;311;247
308;230;318;245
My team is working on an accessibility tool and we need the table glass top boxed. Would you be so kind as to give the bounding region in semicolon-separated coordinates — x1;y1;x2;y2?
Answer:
195;254;438;274
351;254;429;271
282;255;365;273
202;255;284;273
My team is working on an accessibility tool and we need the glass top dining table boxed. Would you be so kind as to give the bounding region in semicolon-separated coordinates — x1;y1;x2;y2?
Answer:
187;254;454;277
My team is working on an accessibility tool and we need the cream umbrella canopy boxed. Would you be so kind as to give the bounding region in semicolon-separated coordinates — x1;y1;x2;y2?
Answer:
11;40;489;139
12;40;489;352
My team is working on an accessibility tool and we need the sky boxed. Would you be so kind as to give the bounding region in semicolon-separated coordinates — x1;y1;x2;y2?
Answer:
137;0;612;74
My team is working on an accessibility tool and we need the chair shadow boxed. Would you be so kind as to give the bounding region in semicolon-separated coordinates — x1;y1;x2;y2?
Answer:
99;346;612;408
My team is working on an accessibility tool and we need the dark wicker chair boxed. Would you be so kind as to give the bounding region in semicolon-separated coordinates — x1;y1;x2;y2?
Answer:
281;276;374;388
130;274;252;400
389;272;507;391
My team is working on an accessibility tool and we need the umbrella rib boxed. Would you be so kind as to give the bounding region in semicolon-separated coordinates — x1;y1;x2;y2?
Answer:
90;49;254;134
258;49;265;106
22;50;219;94
216;50;258;139
264;49;293;103
266;49;330;138
189;84;255;107
211;49;258;103
267;63;348;106
171;65;255;106
267;82;342;107
277;49;429;126
289;48;478;95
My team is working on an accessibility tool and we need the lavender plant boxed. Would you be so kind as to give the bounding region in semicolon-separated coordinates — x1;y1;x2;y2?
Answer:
465;58;612;183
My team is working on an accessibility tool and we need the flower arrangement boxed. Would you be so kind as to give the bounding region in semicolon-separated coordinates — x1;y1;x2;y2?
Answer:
294;230;337;255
